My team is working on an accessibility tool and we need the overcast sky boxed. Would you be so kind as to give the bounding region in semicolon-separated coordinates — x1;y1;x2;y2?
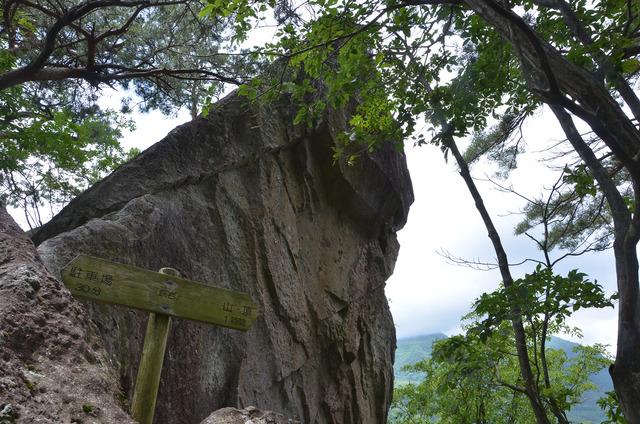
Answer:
386;107;619;353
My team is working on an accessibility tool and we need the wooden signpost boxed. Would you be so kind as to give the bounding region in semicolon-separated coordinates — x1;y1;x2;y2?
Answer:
61;255;258;424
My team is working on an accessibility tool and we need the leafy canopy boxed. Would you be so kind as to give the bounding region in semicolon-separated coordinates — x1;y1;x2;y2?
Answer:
0;1;247;225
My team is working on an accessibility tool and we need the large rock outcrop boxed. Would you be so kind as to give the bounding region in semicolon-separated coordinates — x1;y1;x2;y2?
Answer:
32;93;413;423
0;207;135;423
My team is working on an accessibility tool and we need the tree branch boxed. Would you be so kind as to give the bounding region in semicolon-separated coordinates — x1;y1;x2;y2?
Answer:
0;0;191;90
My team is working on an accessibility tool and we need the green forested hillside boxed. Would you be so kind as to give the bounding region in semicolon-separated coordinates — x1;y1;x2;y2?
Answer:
546;337;613;423
394;334;613;423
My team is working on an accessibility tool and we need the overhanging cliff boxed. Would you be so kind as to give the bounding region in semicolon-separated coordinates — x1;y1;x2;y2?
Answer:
30;92;413;423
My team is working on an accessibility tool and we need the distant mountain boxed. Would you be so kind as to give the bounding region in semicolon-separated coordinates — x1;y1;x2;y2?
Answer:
394;333;446;385
394;333;613;423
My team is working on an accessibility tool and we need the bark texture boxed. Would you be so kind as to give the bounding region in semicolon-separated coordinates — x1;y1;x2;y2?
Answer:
32;92;413;424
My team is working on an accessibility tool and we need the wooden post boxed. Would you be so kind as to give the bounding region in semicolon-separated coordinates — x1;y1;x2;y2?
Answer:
130;267;179;424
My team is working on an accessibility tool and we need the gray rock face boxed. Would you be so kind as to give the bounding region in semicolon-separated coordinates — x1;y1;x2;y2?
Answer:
0;207;135;424
200;406;299;424
34;93;413;424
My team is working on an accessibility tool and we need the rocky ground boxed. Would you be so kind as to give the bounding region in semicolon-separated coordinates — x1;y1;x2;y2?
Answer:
200;406;299;424
0;207;135;424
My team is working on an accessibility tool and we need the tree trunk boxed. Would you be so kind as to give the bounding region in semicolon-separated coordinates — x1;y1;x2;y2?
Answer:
550;104;640;421
611;237;640;422
447;137;551;424
464;0;640;178
461;1;640;419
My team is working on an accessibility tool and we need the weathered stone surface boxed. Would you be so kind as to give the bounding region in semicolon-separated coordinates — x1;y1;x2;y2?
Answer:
200;406;299;424
0;207;135;424
34;92;413;424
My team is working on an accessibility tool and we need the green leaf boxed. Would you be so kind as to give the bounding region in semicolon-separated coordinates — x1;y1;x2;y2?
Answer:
198;3;215;18
621;58;640;74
